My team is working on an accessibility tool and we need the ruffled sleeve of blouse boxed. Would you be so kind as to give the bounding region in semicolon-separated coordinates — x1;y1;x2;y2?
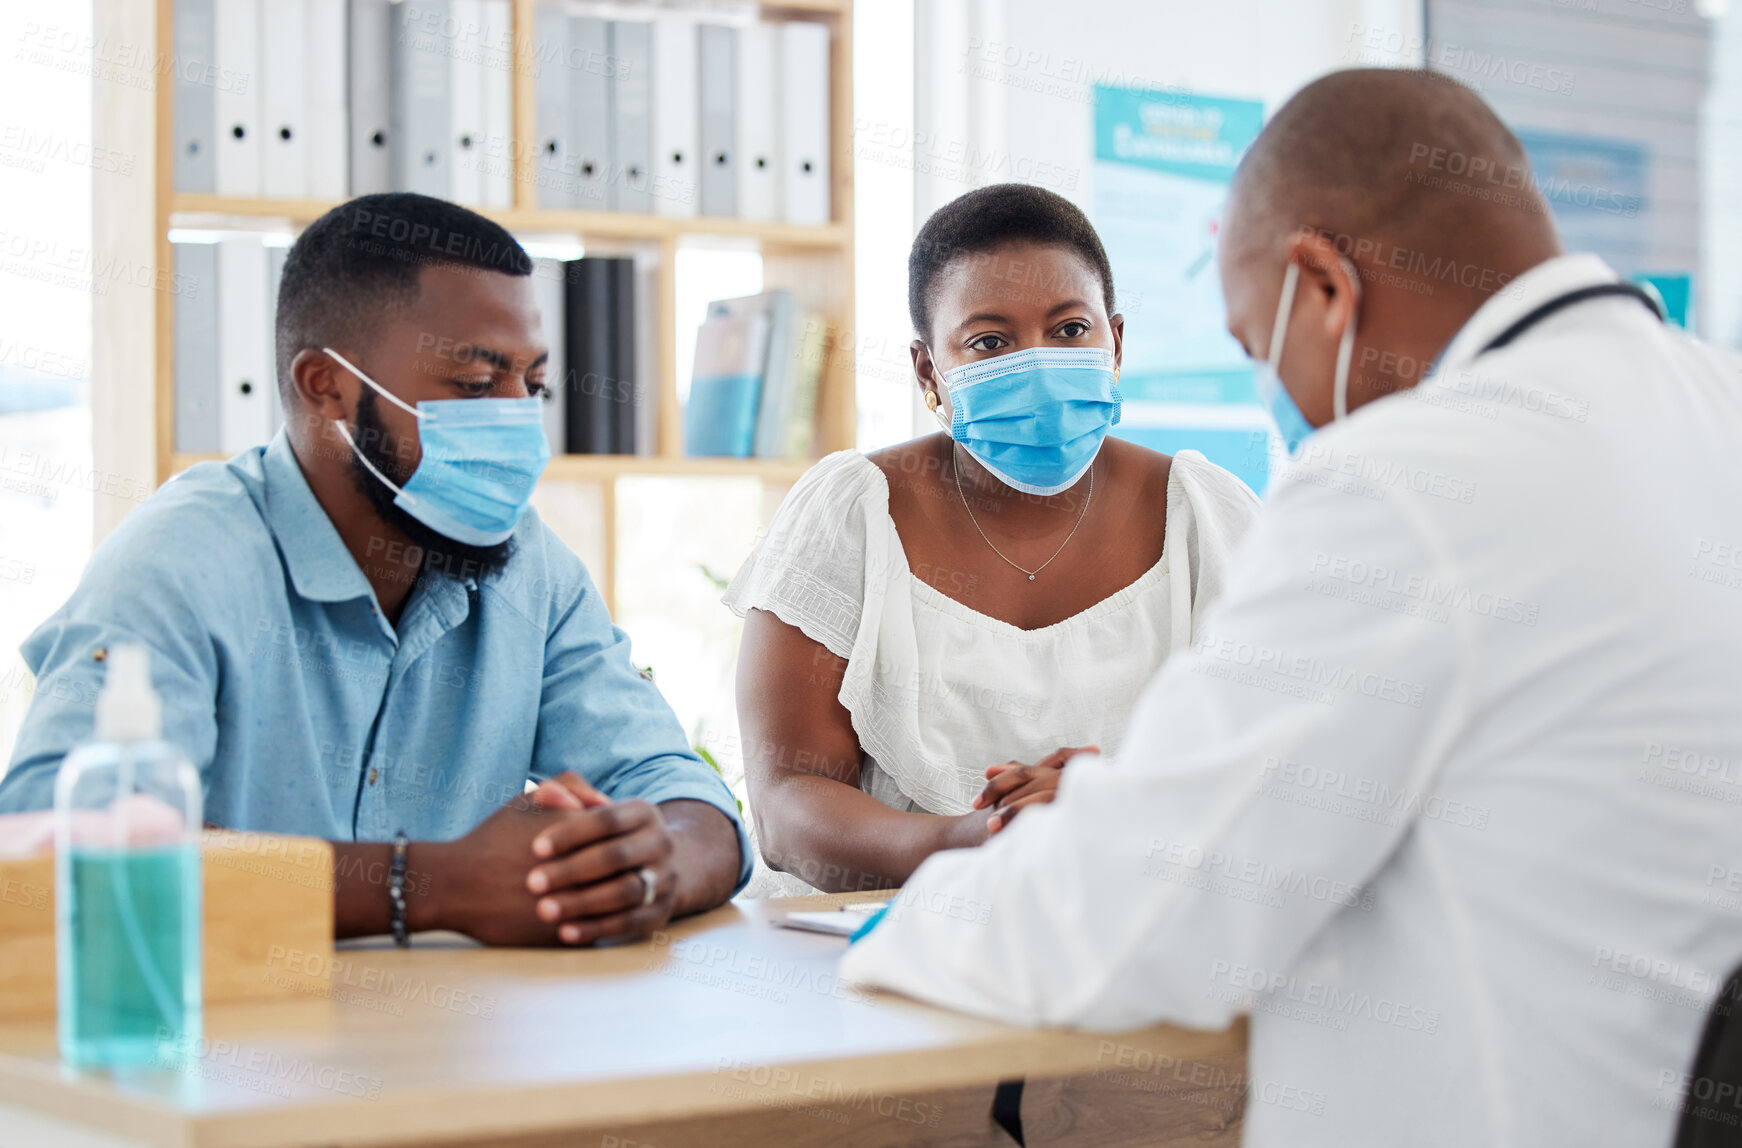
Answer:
1167;449;1264;645
722;450;889;660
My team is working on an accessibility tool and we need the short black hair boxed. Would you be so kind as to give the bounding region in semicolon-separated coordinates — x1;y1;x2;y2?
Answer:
907;183;1115;342
276;193;533;400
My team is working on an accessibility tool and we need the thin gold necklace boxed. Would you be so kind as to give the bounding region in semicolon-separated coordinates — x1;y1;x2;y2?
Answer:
952;451;1093;581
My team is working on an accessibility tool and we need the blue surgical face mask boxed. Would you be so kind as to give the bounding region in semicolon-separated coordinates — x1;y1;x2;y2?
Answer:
1253;257;1361;456
324;348;551;546
931;345;1122;496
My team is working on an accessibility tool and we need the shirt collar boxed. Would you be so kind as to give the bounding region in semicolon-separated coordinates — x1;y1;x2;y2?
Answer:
260;431;378;604
1433;253;1619;375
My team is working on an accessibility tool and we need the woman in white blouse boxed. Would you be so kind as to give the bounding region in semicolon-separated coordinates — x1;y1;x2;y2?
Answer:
725;183;1260;895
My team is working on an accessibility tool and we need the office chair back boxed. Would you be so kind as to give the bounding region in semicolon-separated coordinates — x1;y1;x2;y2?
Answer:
1675;962;1742;1146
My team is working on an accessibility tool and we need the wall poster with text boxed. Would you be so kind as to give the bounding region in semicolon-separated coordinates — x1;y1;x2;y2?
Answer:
1092;86;1270;494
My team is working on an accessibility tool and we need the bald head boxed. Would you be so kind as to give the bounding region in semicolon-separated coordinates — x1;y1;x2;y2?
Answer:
1216;69;1565;430
1225;68;1559;273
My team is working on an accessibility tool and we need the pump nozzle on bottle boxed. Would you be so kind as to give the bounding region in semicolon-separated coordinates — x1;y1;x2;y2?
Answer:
94;644;162;743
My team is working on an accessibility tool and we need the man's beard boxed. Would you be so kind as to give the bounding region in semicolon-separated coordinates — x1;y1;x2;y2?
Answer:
347;388;515;585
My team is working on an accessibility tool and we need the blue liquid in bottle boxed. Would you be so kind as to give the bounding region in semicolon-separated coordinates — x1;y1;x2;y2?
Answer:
54;645;205;1069
58;844;203;1067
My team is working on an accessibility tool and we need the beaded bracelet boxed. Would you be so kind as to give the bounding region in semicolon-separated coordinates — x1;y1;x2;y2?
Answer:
388;830;410;948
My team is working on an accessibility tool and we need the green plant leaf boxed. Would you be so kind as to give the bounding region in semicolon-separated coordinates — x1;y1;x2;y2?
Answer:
693;745;743;814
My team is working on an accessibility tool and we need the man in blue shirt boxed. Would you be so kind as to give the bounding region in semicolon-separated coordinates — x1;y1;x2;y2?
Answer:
0;193;749;945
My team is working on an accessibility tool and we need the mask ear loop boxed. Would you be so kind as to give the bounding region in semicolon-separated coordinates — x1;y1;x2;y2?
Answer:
323;347;428;420
1331;257;1362;422
332;419;418;506
1267;261;1301;370
323;347;424;506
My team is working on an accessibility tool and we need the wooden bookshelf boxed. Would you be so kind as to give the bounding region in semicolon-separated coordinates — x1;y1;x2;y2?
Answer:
169;193;854;249
122;0;857;612
763;0;853;12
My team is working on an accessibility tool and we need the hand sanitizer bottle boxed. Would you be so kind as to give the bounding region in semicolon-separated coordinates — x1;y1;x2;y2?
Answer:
53;644;203;1067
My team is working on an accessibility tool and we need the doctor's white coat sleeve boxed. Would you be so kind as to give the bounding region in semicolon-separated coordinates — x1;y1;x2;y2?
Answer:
838;458;1476;1031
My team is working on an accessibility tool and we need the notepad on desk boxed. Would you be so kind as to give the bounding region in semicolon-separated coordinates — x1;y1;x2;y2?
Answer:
774;902;888;939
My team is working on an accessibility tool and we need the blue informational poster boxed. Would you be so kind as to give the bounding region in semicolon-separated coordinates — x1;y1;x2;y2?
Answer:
1518;131;1692;330
1515;129;1649;274
1632;272;1693;330
1092;87;1272;494
1117;425;1271;497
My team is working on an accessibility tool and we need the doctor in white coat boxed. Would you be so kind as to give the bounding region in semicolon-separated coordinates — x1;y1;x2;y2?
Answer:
841;68;1742;1147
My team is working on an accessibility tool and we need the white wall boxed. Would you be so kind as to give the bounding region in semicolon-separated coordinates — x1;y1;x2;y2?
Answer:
0;0;96;770
854;0;919;449
1705;1;1742;345
915;0;1424;221
901;0;1424;436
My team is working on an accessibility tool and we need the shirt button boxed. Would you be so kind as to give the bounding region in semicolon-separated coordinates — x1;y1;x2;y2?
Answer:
368;768;379;786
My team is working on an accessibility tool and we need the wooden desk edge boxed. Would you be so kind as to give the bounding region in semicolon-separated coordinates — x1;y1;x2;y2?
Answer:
152;1024;1247;1148
215;1024;1243;1148
0;894;1248;1148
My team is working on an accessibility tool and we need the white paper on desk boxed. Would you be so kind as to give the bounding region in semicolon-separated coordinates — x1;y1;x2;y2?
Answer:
775;909;876;939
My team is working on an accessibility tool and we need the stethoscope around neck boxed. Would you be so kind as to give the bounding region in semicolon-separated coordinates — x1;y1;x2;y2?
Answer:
1473;281;1663;358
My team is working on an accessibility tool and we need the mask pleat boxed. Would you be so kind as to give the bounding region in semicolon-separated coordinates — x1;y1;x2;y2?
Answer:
397;402;548;542
940;348;1120;492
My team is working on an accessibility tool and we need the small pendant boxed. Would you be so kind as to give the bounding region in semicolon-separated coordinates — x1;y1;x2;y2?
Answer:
1028;574;1036;581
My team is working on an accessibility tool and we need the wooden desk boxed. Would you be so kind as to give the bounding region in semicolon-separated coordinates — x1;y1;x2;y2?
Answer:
0;893;1247;1147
